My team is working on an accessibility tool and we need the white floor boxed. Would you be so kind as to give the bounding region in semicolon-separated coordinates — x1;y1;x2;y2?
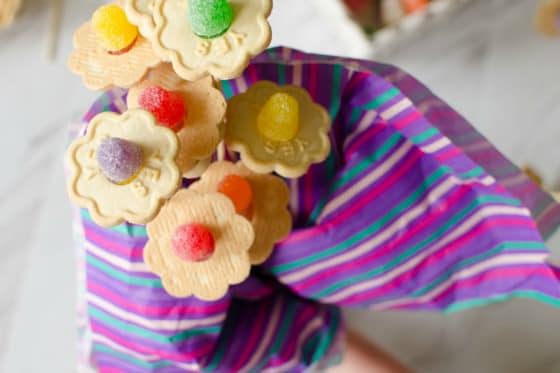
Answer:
2;0;560;372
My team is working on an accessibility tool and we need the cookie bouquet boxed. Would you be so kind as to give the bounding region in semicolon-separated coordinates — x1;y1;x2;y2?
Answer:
66;1;560;371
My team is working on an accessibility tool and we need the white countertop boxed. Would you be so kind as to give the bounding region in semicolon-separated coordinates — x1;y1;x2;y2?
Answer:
3;0;560;372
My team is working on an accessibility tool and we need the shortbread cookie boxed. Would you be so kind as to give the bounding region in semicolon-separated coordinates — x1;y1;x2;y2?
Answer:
225;81;332;178
191;161;292;264
128;64;226;175
150;0;272;80
144;189;255;300
67;109;181;227
68;4;160;90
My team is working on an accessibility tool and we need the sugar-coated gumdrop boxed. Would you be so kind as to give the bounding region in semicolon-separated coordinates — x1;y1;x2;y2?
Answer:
172;224;216;262
257;93;300;142
218;175;253;214
402;0;428;13
92;4;139;53
97;137;143;184
188;0;234;39
139;86;187;132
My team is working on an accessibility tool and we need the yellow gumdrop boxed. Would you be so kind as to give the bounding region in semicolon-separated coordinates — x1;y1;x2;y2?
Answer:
257;93;300;142
92;4;139;53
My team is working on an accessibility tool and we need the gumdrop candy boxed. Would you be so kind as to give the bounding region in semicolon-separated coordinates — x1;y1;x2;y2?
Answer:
218;175;253;214
172;224;216;262
92;4;139;53
139;86;187;132
97;137;144;184
188;0;234;39
257;93;300;142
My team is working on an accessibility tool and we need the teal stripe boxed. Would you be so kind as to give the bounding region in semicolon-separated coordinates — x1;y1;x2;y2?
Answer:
444;290;560;314
250;300;297;373
86;254;162;288
81;210;147;237
412;242;547;296
460;167;484;179
222;80;234;99
203;304;241;372
312;194;526;298
347;107;363;132
275;165;519;275
311;122;485;222
309;131;403;221
89;306;220;344
310;310;339;364
411;127;439;144
329;65;343;119
93;343;173;369
277;63;286;85
266;48;278;59
284;167;449;273
101;93;111;111
360;87;400;110
333;132;401;190
302;334;321;366
321;64;345;192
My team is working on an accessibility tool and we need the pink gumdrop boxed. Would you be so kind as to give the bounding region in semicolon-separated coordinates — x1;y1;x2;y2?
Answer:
172;224;215;262
138;86;187;132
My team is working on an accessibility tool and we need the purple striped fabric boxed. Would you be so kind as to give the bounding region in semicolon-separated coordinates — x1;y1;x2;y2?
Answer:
73;47;560;372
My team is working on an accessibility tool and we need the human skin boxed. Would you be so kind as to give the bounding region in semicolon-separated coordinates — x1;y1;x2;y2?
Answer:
330;329;411;373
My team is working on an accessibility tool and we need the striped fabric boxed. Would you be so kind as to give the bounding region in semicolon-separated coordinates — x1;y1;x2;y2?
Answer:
74;47;560;372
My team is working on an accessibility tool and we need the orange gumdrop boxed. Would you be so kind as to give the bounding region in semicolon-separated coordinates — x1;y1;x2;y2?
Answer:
401;0;428;13
218;175;253;214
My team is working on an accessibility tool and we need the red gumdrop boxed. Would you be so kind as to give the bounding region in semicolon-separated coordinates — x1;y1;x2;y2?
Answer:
171;224;215;262
139;86;187;132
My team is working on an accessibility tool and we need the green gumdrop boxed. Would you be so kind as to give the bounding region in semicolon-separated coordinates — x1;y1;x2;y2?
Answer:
188;0;234;39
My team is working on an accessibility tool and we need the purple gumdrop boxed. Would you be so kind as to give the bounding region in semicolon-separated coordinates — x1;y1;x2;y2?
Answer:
97;137;143;184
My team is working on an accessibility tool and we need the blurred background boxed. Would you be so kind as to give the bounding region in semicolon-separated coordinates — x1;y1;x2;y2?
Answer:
2;0;560;372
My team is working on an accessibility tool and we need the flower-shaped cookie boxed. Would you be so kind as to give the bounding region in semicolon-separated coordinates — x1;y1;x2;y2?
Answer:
191;161;292;264
225;81;332;178
127;64;227;176
183;157;213;179
68;4;160;90
149;0;272;81
144;189;255;300
123;0;157;37
536;0;560;36
67;109;181;227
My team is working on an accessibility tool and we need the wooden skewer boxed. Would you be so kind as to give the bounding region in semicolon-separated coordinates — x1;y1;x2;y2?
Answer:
0;0;22;29
45;0;63;60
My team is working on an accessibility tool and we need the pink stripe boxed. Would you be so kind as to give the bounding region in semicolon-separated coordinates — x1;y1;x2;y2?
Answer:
397;266;558;310
267;307;317;368
435;146;461;163
291;185;467;291
344;71;369;95
91;324;213;362
281;144;423;245
87;281;229;317
84;228;144;261
393;110;422;130
344;120;386;157
304;64;319;217
98;366;121;373
344;218;536;305
247;64;259;85
230;302;269;371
